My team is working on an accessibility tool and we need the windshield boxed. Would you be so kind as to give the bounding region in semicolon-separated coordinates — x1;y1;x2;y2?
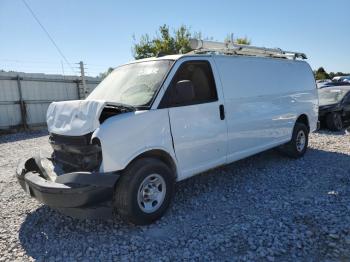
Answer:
87;60;174;108
318;89;348;106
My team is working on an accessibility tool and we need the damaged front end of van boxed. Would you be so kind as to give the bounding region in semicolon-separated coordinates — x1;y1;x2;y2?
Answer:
16;100;134;218
16;59;175;219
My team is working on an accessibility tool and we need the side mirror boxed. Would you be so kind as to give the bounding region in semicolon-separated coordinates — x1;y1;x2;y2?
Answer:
172;80;195;104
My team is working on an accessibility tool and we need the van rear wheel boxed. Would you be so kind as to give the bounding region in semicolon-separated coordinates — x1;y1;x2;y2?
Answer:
114;158;175;225
279;122;308;158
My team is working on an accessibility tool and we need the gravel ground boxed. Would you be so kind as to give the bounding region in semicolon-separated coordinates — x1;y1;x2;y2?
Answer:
1;130;350;261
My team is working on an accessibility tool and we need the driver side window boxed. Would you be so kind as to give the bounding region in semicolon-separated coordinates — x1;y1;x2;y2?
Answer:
159;60;218;108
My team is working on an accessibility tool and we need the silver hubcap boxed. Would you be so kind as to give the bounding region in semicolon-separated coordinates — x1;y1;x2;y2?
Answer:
137;174;166;213
296;130;306;152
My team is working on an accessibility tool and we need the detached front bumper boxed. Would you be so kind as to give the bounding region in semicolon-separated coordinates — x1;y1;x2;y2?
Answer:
16;156;120;219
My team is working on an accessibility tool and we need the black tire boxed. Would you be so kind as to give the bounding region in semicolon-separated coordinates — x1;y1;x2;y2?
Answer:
326;112;343;131
279;122;309;158
114;157;175;225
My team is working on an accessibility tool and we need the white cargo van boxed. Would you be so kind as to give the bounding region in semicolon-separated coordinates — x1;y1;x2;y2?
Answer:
16;40;318;224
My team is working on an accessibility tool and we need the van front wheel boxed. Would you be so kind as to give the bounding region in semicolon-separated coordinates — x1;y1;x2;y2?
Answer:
279;122;309;158
114;158;175;225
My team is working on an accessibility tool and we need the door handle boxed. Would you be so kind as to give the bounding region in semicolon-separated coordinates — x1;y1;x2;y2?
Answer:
219;104;225;120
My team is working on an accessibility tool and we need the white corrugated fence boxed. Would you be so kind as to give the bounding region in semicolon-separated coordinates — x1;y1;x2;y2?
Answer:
0;71;101;131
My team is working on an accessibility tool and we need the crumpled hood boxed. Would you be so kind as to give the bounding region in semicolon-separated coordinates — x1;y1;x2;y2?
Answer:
46;100;107;136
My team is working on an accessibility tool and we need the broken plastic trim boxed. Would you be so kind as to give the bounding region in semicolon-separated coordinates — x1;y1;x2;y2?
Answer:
16;156;120;209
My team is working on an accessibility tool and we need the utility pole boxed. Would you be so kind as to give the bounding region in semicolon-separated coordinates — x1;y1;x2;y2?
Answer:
79;61;88;99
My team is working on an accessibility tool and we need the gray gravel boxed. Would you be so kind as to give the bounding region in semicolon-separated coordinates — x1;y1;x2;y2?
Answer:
1;129;350;261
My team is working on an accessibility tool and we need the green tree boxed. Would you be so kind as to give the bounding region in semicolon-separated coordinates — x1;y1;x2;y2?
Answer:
315;67;330;80
235;37;251;45
133;25;193;59
133;25;251;59
224;34;251;45
99;67;114;79
315;69;350;80
328;72;335;79
100;26;252;77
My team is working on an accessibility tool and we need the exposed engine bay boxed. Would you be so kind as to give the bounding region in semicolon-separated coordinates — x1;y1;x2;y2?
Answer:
99;104;135;123
49;132;102;172
46;100;135;172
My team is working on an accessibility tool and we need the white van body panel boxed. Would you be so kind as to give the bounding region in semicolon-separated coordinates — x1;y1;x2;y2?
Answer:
157;57;228;180
213;55;318;163
92;109;177;174
92;54;317;180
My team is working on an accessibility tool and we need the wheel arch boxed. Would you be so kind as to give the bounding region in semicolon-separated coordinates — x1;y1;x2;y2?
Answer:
124;149;178;179
295;114;310;133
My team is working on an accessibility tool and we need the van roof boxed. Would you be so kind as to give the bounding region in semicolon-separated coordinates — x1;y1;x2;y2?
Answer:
127;52;306;65
123;54;209;66
131;53;206;63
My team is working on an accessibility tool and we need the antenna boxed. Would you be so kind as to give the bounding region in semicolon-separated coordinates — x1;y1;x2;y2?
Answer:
188;39;307;60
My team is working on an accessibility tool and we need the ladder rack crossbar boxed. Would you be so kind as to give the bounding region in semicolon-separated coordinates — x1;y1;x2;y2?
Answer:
188;39;307;60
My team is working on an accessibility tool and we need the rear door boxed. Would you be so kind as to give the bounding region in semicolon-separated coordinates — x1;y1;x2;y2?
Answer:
159;58;228;179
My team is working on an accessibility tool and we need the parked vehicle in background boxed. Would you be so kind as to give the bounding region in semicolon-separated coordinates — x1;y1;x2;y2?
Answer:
318;86;350;131
332;76;350;82
16;40;318;225
317;79;332;83
316;79;332;88
318;81;350;89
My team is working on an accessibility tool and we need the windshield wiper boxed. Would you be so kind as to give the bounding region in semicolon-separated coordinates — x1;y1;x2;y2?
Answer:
106;103;136;112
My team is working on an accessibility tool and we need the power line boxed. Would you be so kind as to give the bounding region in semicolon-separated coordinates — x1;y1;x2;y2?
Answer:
0;58;114;72
0;58;64;64
21;0;77;75
0;59;108;76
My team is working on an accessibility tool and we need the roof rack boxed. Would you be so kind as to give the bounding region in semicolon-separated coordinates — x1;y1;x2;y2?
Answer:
188;39;307;60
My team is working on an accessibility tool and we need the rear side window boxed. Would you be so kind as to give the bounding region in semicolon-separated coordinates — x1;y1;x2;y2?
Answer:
159;60;218;108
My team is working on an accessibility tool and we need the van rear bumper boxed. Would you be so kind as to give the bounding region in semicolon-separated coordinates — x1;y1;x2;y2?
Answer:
16;156;120;218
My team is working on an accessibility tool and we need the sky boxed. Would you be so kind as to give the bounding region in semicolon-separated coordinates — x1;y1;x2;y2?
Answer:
0;0;349;76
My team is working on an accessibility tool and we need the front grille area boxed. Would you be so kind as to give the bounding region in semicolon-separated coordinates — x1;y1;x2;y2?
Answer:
49;133;102;172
